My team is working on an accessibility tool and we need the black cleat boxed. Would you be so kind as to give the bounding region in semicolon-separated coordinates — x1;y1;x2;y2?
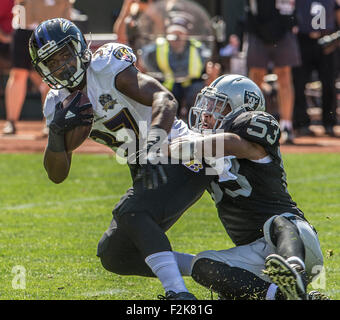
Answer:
263;254;307;300
158;291;197;300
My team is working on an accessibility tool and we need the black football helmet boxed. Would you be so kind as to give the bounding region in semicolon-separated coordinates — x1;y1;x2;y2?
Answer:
29;18;91;90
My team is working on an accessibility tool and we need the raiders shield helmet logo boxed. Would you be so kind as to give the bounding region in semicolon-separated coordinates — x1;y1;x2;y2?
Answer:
244;90;260;109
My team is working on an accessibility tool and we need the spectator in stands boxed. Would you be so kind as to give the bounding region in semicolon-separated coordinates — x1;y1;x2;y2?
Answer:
231;0;300;144
141;14;211;120
0;0;13;109
292;0;340;137
2;0;72;135
113;0;163;54
114;0;220;120
0;0;13;71
113;0;145;49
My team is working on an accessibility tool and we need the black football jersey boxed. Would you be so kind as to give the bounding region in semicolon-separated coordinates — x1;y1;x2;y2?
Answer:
208;111;304;246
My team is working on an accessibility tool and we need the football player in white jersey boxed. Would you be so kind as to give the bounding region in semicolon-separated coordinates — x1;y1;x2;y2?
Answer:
29;18;224;300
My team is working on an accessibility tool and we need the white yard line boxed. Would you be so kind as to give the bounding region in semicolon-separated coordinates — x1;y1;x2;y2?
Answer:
288;173;340;184
0;195;120;211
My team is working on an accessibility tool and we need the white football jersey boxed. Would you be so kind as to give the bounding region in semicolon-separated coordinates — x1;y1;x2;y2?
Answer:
43;42;188;152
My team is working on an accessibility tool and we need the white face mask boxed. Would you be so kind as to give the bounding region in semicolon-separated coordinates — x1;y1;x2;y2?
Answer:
189;89;231;132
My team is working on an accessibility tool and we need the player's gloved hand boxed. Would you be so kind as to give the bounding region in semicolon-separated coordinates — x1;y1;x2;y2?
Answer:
47;91;93;152
49;91;93;136
136;126;168;190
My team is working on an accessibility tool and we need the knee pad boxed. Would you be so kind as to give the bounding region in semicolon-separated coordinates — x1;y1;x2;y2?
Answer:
97;234;127;275
264;214;300;248
99;254;120;274
270;215;300;245
99;246;154;277
264;214;306;264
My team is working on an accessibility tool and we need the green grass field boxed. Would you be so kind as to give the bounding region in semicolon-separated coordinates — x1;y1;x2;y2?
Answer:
0;153;339;300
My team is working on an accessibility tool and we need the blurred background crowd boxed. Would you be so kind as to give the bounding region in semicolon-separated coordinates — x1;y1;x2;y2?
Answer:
0;0;339;144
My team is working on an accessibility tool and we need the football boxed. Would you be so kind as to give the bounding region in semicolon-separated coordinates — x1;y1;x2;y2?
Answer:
61;90;93;152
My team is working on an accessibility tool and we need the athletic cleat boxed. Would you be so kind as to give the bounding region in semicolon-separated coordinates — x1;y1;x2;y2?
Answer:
2;120;16;135
158;291;197;300
263;254;307;300
308;290;330;300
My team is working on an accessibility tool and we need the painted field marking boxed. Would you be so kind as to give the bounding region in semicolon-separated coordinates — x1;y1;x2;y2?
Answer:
0;195;120;211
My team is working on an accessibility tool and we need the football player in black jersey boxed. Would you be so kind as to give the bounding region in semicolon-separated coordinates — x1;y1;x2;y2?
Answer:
170;74;327;300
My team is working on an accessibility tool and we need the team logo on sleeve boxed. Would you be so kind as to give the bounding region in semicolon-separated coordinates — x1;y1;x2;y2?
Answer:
113;46;134;62
244;90;260;109
99;94;117;112
183;160;203;173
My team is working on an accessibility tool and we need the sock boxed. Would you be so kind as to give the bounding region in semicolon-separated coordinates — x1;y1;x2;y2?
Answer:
145;251;188;293
266;283;279;300
173;251;195;276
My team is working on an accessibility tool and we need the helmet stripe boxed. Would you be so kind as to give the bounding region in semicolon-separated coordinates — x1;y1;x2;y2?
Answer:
34;28;43;48
42;23;51;42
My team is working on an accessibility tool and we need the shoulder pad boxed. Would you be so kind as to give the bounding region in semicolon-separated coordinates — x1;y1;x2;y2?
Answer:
90;43;136;74
230;111;281;147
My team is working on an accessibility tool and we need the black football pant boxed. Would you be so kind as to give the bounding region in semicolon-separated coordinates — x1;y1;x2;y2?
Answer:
97;163;214;277
97;216;157;277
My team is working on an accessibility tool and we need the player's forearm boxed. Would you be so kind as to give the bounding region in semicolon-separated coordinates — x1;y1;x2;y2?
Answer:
200;133;267;160
150;91;178;133
200;133;246;158
169;133;266;162
44;149;72;184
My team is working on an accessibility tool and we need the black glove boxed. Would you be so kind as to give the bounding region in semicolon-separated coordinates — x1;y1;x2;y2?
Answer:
136;126;168;190
49;91;93;136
